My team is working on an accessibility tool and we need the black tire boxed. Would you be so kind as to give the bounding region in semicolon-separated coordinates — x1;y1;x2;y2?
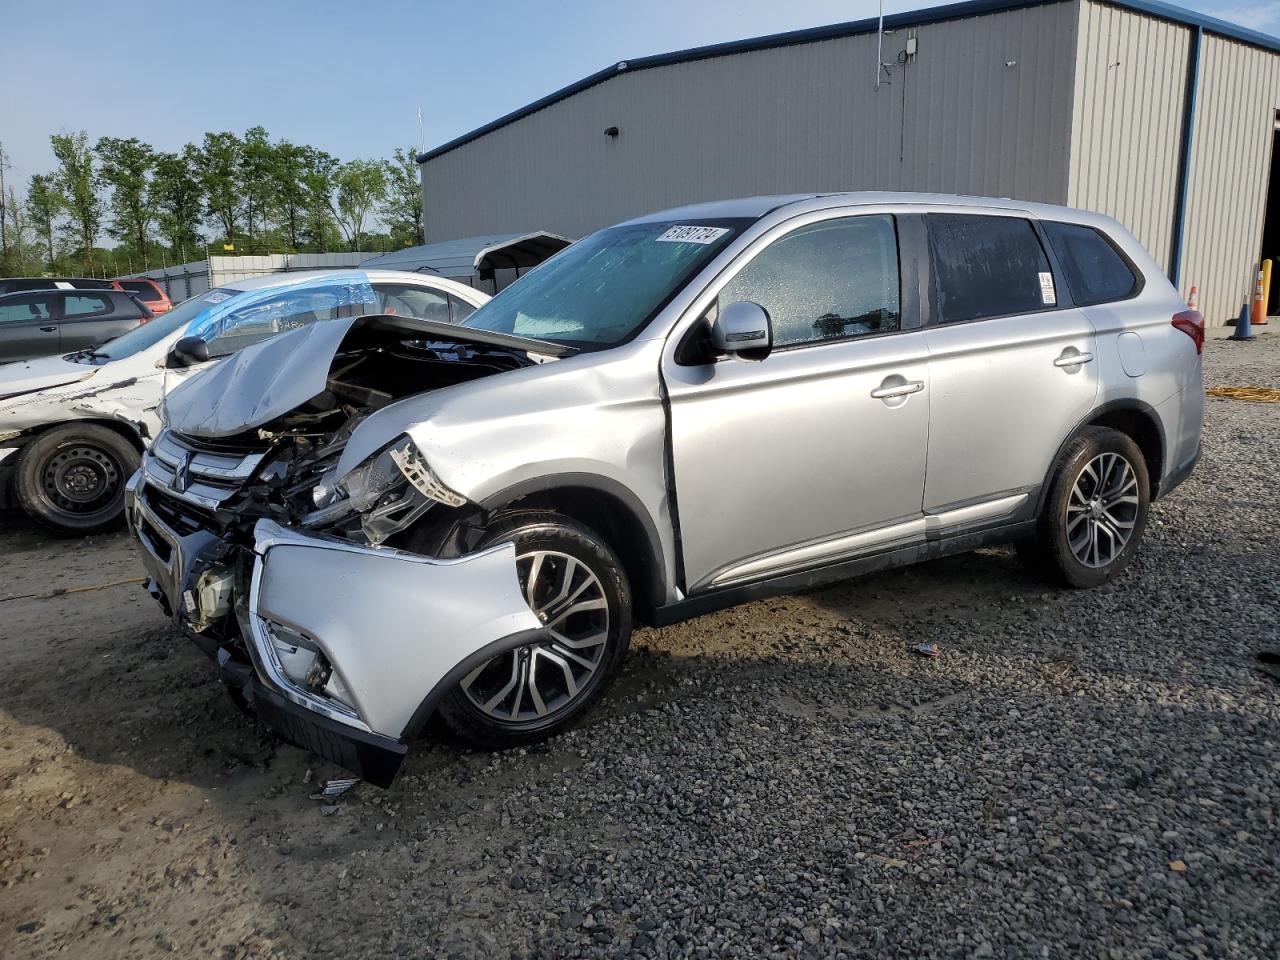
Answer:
1019;426;1150;589
14;424;140;536
435;510;632;750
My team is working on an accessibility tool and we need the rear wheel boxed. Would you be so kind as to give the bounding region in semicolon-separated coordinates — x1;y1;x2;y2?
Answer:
15;424;140;535
1019;426;1150;588
437;511;632;749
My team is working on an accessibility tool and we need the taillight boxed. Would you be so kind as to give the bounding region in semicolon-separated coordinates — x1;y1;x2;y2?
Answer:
1172;309;1204;355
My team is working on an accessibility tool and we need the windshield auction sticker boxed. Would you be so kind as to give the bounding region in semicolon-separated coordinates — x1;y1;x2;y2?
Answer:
203;291;233;303
656;225;730;244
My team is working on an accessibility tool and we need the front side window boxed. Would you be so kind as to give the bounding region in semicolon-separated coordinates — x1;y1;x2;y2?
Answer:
929;214;1054;324
462;219;746;349
0;294;54;324
61;294;112;319
716;215;900;348
1042;221;1138;305
203;282;375;358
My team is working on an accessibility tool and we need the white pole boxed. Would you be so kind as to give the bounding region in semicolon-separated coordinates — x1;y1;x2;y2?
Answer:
875;0;885;91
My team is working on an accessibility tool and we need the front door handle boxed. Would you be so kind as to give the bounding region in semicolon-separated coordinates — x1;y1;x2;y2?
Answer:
39;325;57;333
870;379;925;399
1054;349;1094;368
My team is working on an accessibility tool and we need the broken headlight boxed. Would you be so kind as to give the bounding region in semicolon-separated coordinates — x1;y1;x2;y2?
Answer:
305;435;466;527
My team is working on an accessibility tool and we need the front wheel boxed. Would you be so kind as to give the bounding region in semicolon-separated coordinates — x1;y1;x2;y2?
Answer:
437;510;633;749
14;424;140;535
1019;426;1150;588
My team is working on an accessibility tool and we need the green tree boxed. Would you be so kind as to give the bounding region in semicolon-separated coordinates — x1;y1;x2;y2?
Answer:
332;159;387;252
300;148;339;252
26;173;62;269
151;148;204;263
239;125;276;249
95;136;156;260
269;140;308;250
50;131;103;270
195;131;243;241
382;146;424;247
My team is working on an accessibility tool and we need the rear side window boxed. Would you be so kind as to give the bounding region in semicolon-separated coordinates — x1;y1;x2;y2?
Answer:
61;294;113;319
928;214;1055;324
121;280;163;302
1042;221;1138;305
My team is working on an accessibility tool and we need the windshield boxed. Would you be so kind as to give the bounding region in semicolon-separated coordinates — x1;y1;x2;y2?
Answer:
461;218;747;349
86;288;241;362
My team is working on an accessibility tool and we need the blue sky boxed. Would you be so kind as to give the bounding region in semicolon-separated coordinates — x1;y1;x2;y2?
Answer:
0;0;1276;189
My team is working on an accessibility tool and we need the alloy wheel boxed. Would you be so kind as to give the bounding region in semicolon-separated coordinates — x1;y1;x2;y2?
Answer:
460;549;610;724
1066;452;1140;568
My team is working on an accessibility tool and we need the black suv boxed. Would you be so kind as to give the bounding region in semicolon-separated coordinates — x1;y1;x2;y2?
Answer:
0;289;154;363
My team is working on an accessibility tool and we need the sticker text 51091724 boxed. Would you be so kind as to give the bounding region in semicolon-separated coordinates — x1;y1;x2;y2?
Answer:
655;225;730;245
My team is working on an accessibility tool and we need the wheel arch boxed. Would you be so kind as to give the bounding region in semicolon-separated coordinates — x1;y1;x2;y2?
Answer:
21;417;148;454
480;473;668;623
1039;399;1166;512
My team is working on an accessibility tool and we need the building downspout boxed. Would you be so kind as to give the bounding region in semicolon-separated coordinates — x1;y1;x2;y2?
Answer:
1170;25;1203;290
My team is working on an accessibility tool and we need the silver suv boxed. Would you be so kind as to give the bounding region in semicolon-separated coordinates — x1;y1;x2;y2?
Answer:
127;193;1204;785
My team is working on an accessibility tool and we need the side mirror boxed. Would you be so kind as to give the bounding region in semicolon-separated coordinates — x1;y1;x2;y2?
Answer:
166;336;210;368
710;300;772;360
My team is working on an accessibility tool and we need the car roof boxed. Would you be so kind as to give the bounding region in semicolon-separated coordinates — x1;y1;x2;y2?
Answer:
0;287;126;301
216;269;481;296
625;191;1126;232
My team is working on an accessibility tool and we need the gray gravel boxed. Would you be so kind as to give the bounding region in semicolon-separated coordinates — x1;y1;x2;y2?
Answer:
2;335;1278;959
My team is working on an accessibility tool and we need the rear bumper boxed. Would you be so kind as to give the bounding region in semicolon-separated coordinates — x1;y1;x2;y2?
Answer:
1156;442;1200;500
128;474;543;786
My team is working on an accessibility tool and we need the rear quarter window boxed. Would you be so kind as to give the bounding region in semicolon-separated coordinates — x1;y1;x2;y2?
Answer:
928;214;1055;324
1042;221;1139;305
122;281;163;301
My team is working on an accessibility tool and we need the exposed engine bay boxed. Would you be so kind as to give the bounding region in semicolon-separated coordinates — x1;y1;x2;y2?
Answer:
202;319;540;545
127;315;573;785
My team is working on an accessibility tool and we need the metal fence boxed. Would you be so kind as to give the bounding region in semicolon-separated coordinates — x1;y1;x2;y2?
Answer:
123;252;381;301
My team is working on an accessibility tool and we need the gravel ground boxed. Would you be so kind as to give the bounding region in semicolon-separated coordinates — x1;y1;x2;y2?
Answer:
1;335;1278;959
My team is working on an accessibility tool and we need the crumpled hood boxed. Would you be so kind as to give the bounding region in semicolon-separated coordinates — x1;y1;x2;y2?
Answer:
163;314;574;439
164;317;361;438
0;354;97;400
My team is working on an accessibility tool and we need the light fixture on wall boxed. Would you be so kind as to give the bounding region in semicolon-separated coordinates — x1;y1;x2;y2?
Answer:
604;126;620;138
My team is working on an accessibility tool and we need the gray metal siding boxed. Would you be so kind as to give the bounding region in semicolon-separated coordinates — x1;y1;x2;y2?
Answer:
1067;1;1190;271
421;2;1080;242
1180;34;1280;324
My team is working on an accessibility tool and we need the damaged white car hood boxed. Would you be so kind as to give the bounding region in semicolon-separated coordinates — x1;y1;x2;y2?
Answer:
0;354;97;399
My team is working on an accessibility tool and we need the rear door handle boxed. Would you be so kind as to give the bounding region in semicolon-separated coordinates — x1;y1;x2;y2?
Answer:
1054;350;1093;368
870;380;925;399
39;325;57;333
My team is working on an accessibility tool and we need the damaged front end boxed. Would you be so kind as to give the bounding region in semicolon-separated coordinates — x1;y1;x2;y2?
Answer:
127;315;567;785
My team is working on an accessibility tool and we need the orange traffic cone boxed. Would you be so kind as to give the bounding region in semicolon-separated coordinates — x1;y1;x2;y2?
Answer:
1253;267;1268;325
1187;285;1198;310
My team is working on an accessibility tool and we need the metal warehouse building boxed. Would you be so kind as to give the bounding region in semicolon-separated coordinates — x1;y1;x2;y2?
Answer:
417;0;1280;325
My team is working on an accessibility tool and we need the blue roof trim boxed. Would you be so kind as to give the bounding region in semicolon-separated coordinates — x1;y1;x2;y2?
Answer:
417;0;1280;165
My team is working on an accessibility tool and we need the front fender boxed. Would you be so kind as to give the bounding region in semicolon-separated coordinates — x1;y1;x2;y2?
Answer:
245;520;543;740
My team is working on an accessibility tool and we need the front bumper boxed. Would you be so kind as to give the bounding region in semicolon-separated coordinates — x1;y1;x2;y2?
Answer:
127;474;543;786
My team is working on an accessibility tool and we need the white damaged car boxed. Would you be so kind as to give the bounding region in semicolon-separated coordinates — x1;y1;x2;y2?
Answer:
0;271;487;533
